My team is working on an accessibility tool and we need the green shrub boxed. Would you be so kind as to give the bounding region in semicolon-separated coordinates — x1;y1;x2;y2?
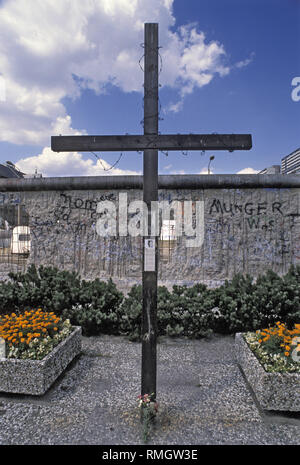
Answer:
117;282;214;341
0;279;18;315
5;264;82;315
280;265;300;326
211;267;300;334
116;284;143;341
211;273;259;334
159;283;214;339
0;265;123;336
62;278;123;336
1;264;299;339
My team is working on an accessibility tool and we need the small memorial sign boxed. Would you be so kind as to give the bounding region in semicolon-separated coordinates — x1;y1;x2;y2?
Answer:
144;239;155;272
0;337;6;359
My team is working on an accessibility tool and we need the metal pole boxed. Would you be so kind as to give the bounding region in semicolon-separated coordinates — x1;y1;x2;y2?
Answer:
141;23;158;400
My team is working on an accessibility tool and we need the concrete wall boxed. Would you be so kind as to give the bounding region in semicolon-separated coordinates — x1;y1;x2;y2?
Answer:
0;175;299;292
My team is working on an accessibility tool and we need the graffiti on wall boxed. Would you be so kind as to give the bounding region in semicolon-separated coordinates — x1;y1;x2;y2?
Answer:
0;189;299;285
203;195;300;278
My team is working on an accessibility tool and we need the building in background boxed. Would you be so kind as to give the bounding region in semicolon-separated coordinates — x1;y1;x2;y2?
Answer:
23;169;43;179
0;162;24;178
259;165;281;174
281;148;300;174
0;162;42;179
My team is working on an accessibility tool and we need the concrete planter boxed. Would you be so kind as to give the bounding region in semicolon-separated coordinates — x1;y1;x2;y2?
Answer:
235;332;300;411
0;326;81;396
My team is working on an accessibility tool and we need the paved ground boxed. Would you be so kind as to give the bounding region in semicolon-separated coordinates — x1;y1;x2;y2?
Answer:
0;334;299;446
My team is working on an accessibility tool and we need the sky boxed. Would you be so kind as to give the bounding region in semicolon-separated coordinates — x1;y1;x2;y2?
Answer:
0;0;299;177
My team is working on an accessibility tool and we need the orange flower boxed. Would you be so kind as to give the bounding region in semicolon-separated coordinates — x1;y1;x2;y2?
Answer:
0;309;64;349
257;322;300;358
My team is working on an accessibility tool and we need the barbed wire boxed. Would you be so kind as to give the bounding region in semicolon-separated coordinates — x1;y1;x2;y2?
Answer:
90;42;229;171
139;43;164;131
90;151;123;172
139;43;163;74
139;44;192;161
88;43;164;171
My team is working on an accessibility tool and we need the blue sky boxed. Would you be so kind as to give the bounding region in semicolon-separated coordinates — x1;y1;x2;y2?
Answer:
0;0;299;177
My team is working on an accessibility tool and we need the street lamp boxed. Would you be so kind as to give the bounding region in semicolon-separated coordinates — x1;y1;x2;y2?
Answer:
208;155;215;174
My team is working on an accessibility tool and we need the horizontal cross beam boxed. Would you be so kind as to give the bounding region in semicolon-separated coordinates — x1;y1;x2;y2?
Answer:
51;134;252;153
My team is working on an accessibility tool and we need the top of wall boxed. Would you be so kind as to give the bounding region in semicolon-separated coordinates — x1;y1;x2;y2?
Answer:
0;174;300;192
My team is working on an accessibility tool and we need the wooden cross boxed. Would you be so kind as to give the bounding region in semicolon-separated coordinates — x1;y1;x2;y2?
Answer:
51;23;252;402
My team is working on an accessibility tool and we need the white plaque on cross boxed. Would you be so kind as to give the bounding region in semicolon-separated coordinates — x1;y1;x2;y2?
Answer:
144;238;156;271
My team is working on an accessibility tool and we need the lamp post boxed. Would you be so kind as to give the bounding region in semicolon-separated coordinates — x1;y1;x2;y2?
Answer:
208;155;215;174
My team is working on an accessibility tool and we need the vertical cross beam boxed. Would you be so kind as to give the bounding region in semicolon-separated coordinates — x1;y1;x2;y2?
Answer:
141;23;158;400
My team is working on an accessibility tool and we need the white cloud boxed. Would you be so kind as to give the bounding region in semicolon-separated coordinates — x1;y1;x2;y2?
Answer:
236;167;259;174
0;0;254;177
235;52;255;69
163;24;230;112
0;0;234;147
16;146;140;177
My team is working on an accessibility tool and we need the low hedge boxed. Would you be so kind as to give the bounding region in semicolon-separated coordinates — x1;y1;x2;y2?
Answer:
0;264;299;339
0;265;123;336
117;283;215;341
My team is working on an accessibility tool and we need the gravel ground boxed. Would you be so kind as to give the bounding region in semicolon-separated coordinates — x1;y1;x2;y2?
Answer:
0;333;299;446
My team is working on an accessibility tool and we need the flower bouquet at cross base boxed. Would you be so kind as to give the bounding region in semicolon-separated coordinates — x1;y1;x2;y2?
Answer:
137;393;159;442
